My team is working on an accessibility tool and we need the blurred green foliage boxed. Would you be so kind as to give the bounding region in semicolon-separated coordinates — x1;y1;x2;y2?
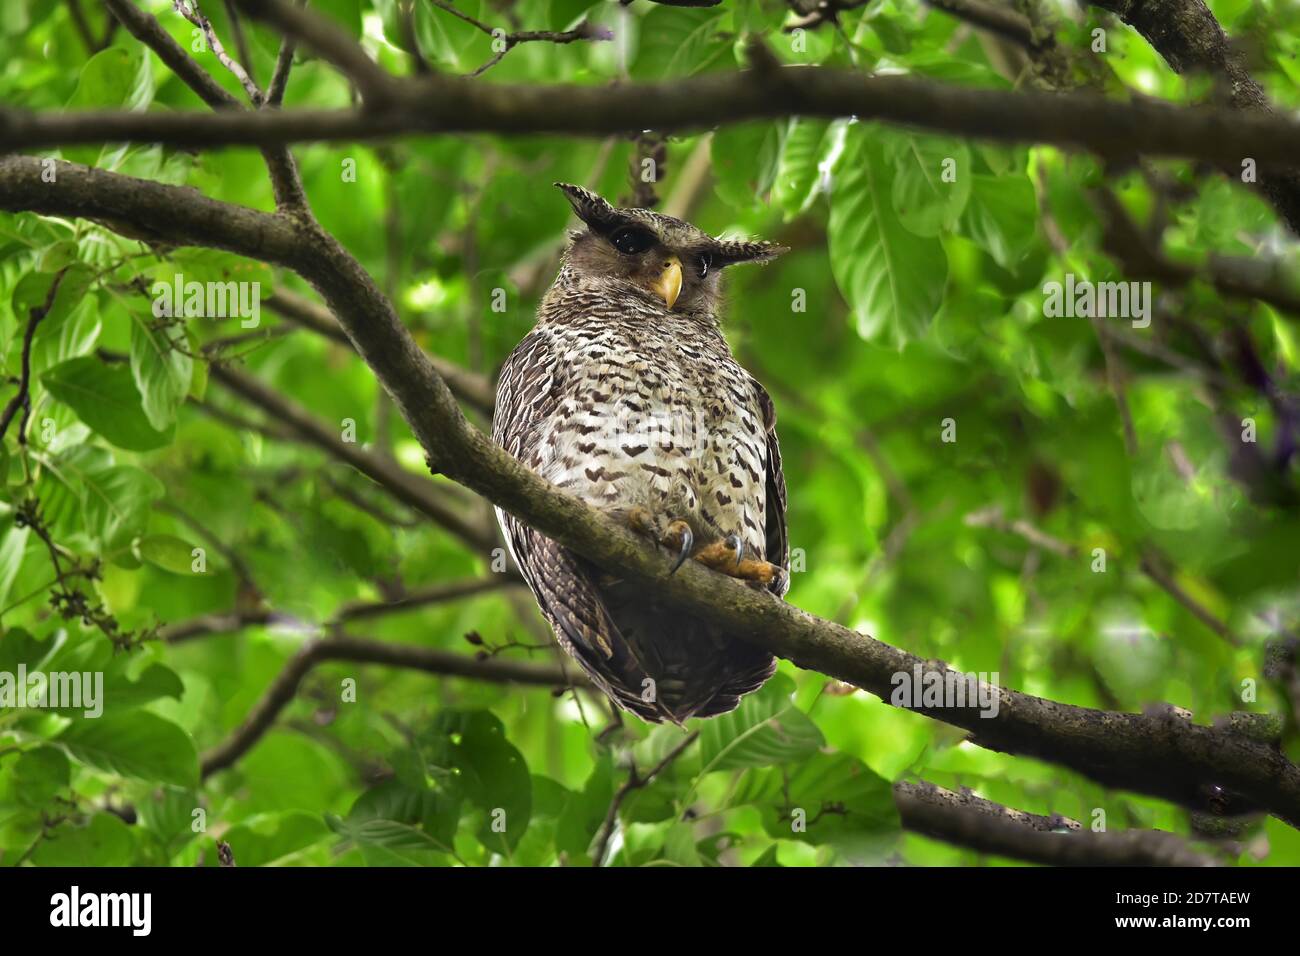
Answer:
0;0;1297;867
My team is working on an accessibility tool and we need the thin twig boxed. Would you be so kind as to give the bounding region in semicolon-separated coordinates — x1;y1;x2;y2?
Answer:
199;635;580;777
174;0;264;104
0;269;67;444
223;0;259;88
592;731;700;865
428;0;611;76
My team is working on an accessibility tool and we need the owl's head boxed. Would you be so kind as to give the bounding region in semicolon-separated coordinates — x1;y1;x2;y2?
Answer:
554;183;786;315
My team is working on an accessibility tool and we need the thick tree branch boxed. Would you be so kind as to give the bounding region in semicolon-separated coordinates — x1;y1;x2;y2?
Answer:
893;781;1217;866
193;626;1214;865
6;62;1300;170
922;0;1038;49
4;158;1298;830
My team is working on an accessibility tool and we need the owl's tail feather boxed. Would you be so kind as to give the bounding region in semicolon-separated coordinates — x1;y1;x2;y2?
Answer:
497;511;775;722
599;580;777;722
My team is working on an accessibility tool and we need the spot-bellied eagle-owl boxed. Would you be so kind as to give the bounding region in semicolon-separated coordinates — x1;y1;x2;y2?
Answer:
493;184;789;723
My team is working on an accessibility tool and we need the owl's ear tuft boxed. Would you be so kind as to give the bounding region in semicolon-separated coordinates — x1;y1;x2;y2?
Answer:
713;239;789;267
555;182;620;231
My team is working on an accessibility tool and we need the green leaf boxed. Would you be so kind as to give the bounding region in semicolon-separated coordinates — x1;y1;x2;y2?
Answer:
12;264;94;339
829;126;946;343
348;776;461;852
0;522;31;611
219;811;330;867
0;628;49;674
134;534;197;574
751;845;784;867
632;7;730;80
13;746;70;808
57;711;199;787
64;46;151;166
425;711;531;854
960;173;1040;269
135;786;202;853
772;118;845;220
66;46;147;110
333;816;453;866
661;821;701;866
886;134;971;237
712;122;784;210
696;673;824;774
101;663;185;713
739;752;900;861
130;319;193;431
41;444;165;549
42;357;175;451
31;812;134;866
555;754;612;861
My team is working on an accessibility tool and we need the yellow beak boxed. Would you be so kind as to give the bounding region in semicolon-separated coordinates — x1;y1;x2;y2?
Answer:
653;255;683;310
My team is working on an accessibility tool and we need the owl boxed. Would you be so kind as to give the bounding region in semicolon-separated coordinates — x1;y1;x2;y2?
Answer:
492;184;789;723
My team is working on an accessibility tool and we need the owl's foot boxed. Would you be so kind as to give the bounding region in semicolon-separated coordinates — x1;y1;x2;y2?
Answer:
692;534;785;589
622;507;695;572
621;510;782;587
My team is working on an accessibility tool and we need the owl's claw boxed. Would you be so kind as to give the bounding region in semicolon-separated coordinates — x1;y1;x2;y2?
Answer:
618;508;696;573
724;534;743;567
665;520;694;574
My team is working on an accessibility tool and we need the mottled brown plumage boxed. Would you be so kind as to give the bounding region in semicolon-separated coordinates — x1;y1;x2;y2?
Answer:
493;184;789;722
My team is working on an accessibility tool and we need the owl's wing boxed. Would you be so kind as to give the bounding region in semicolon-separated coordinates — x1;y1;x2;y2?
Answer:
754;378;790;598
492;332;670;722
496;513;669;720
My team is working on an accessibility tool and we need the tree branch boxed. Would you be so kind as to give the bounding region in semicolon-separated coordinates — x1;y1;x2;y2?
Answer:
4;155;1298;829
234;0;398;104
893;781;1217;866
207;360;499;552
199;635;576;777
1087;0;1300;234
173;0;263;105
1095;187;1300;318
162;575;515;642
103;0;306;208
0;269;67;444
922;0;1038;49
427;0;612;77
593;730;699;865
6;60;1300;169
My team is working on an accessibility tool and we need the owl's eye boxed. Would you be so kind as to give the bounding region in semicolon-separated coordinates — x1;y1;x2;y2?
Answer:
697;252;712;279
610;228;654;256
